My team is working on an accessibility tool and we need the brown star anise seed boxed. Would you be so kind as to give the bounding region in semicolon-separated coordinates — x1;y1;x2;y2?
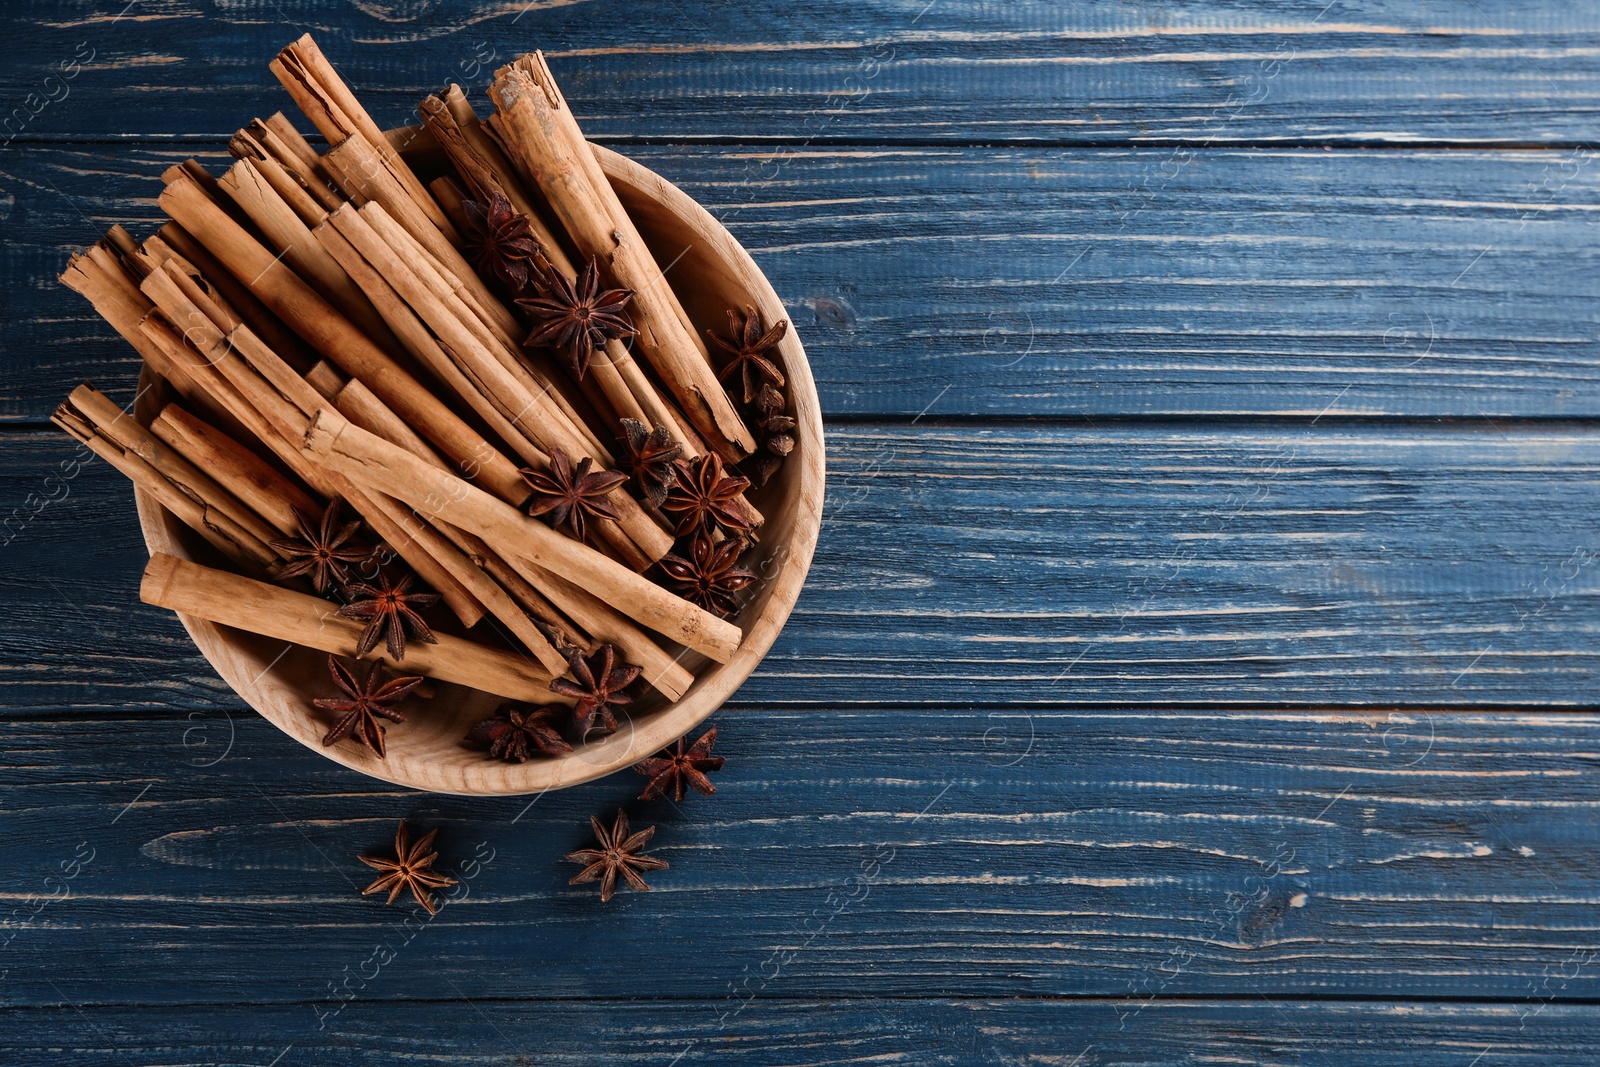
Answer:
548;643;640;738
466;702;572;762
633;726;726;802
314;655;423;759
708;305;788;404
269;497;369;595
461;193;542;291
359;821;458;915
565;808;669;902
661;453;754;537
516;258;637;379
521;447;628;543
337;571;441;661
658;533;756;616
617;419;682;509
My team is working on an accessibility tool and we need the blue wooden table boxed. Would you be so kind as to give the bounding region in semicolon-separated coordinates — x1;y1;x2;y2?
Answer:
5;2;1600;1062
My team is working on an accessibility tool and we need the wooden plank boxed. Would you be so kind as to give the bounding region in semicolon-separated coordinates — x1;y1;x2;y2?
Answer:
1;708;1599;1006
11;143;1600;421
4;999;1600;1063
6;3;1600;145
2;423;1599;713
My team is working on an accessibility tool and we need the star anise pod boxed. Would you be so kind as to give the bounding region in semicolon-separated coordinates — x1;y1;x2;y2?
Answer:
359;821;458;916
659;533;756;616
521;447;628;543
461;193;541;291
314;655;423;759
337;571;440;661
754;383;797;458
269;497;369;595
708;305;788;404
516;257;637;379
633;726;725;802
617;419;682;509
465;702;572;762
744;383;796;486
548;643;640;738
565;808;669;902
662;453;753;537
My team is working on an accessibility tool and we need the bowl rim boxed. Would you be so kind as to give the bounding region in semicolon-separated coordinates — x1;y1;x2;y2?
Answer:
133;143;825;796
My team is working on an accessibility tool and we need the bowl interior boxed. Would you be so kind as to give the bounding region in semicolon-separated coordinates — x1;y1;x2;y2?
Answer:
135;144;824;796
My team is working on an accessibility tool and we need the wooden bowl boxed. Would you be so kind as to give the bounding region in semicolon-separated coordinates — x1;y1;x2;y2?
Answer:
133;144;824;796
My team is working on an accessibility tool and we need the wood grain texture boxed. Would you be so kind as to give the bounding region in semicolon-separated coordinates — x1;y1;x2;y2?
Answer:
4;999;1600;1064
10;143;1600;421
1;709;1598;1006
5;2;1600;145
2;423;1598;713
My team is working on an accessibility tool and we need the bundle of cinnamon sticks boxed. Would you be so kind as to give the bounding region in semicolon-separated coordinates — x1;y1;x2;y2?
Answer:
53;36;794;761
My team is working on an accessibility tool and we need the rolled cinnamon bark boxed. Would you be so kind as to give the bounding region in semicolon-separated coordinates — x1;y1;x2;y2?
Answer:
152;222;321;375
61;248;252;442
425;88;761;528
67;383;281;549
227;132;328;226
335;202;672;567
141;552;560;703
216;157;401;352
53;398;278;572
270;34;452;235
151;403;319;536
489;56;756;462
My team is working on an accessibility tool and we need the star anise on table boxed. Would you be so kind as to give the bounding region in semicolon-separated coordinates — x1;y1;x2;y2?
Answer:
516;257;637;379
269;497;369;594
337;571;440;661
658;533;756;616
548;643;640;738
359;820;458;916
633;726;725;802
461;193;542;291
707;305;788;404
617;418;682;509
465;702;572;762
314;654;423;759
565;808;669;902
661;453;753;537
521;447;628;543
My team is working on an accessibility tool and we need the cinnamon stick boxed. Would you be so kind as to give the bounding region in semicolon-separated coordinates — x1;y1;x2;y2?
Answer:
321;376;574;677
326;369;684;695
270;34;451;235
141;552;559;703
489;56;756;461
53;399;278;571
216;157;403;354
334;202;670;567
228;130;327;226
152;403;318;536
66;383;282;549
153;222;320;374
61;249;251;441
325;372;691;696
